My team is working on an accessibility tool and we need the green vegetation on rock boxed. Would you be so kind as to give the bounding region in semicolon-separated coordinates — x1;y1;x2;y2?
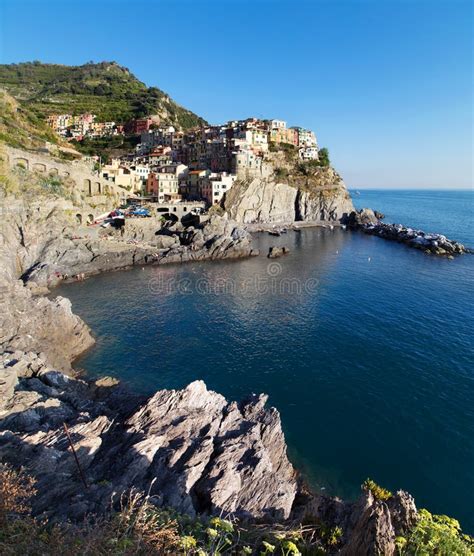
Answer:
397;509;474;555
0;163;73;201
1;465;473;555
0;465;336;555
317;147;330;167
362;478;393;501
296;149;330;175
274;167;290;179
0;61;206;130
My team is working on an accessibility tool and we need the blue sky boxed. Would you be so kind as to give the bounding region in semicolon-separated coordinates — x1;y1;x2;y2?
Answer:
0;0;472;188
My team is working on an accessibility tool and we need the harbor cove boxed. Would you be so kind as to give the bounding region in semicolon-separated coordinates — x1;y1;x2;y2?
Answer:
58;189;474;533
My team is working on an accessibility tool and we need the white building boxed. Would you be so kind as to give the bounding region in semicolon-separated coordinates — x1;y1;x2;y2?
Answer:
132;164;151;183
269;119;287;130
299;146;319;161
200;172;236;205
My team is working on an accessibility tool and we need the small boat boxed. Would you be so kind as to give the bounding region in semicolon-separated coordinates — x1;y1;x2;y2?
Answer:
268;230;281;236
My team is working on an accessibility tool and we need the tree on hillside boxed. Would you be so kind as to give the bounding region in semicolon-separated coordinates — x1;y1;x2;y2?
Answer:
318;147;330;167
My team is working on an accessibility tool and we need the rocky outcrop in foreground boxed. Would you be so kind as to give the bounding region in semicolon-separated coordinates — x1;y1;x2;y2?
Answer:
346;208;469;257
0;357;296;521
0;351;418;553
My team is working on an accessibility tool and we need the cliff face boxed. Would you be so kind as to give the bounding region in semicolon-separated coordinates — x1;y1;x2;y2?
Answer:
0;366;297;521
224;164;354;225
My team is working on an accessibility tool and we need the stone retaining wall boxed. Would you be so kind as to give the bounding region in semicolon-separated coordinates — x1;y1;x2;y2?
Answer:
2;146;126;202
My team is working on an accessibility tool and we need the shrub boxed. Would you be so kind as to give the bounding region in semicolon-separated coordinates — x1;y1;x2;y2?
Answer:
397;509;474;555
274;167;289;179
362;478;393;501
318;147;330;167
38;175;66;196
1;465;472;555
0;465;37;524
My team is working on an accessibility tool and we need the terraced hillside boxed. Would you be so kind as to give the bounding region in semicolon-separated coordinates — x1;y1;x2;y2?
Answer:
0;61;206;130
0;89;61;149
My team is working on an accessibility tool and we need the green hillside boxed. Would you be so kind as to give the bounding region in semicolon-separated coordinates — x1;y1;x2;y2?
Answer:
0;61;206;130
0;89;60;149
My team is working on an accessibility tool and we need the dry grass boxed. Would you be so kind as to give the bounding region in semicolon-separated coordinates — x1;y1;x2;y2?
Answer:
0;465;180;555
0;465;37;524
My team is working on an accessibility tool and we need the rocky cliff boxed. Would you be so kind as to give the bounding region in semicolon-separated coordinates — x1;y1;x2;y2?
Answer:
224;162;354;225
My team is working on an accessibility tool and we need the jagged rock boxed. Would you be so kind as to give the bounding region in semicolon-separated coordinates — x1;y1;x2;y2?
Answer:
293;487;418;556
386;490;418;535
344;208;379;228
0;367;18;409
345;211;469;256
0;280;94;371
153;234;180;249
0;373;297;522
340;490;396;556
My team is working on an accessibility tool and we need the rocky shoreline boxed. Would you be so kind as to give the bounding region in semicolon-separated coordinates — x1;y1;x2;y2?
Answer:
345;208;470;257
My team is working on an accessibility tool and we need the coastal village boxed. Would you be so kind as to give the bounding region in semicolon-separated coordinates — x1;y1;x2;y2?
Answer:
46;113;319;206
41;112;468;256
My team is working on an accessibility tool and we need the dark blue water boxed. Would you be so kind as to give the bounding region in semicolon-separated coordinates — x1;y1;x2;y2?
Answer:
57;190;474;531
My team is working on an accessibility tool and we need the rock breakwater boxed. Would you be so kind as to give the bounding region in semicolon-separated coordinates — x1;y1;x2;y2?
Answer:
346;209;469;257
